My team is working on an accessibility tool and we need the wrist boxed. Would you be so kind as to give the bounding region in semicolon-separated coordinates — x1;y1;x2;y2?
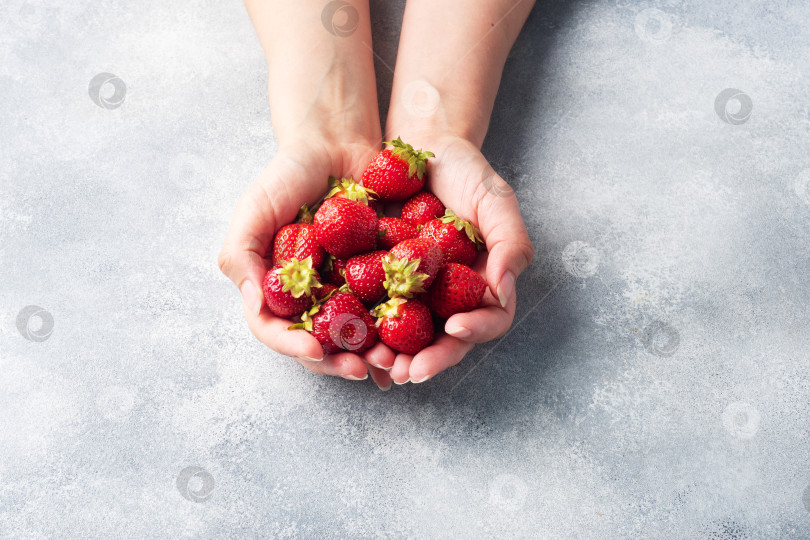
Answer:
383;124;476;155
385;85;490;150
273;97;382;151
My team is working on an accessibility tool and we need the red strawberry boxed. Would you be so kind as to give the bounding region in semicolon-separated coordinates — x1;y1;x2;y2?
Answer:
314;197;378;259
419;209;482;266
345;250;389;305
383;238;443;297
423;263;487;318
373;298;434;354
361;137;435;201
401;192;445;227
294;291;378;354
377;217;418;250
315;283;338;300
326;176;382;215
272;223;325;269
320;255;347;286
262;257;321;318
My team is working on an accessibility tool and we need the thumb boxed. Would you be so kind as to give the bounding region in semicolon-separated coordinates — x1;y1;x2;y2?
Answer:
476;175;535;307
218;182;278;316
218;246;267;317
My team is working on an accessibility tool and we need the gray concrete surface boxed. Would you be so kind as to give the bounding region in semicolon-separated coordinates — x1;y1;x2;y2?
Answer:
2;0;810;537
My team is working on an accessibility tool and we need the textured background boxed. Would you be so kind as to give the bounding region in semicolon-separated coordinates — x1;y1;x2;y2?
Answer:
2;0;810;538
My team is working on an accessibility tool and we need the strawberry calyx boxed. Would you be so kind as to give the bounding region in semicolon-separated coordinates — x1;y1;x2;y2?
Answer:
277;257;322;298
439;209;484;248
289;302;320;331
382;253;428;298
372;297;407;321
326;176;378;206
385;137;435;180
287;282;340;331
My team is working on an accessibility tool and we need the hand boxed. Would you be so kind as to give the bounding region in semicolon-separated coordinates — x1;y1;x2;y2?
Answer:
372;134;534;384
217;134;394;389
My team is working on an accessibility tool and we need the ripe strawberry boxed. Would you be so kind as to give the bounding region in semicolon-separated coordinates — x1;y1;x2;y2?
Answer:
320;255;347;286
361;137;435;201
373;298;434;354
401;192;445;227
294;291;378;354
423;263;487;318
315;283;338;300
345;250;389;305
314;197;378;259
377;217;418;250
262;257;321;318
272;223;325;269
326;176;382;215
419;209;483;266
383;238;443;297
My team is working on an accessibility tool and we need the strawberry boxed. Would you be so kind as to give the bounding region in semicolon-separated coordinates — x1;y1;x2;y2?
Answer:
315;283;338;300
294;291;377;354
272;223;325;269
422;263;487;318
361;137;435;201
377;217;418;250
401;192;445;227
383;238;443;298
326;176;382;215
373;298;434;354
314;196;378;259
419;209;482;266
320;254;347;286
262;257;322;318
345;250;389;305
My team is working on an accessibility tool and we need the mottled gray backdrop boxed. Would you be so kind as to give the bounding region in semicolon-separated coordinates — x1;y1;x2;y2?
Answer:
2;0;809;538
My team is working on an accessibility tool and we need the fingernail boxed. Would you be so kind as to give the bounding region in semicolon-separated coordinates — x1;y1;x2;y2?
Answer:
496;271;515;308
446;326;471;339
394;378;410;385
344;374;368;381
371;363;392;372
378;383;392;391
293;355;324;363
411;374;432;384
240;280;262;316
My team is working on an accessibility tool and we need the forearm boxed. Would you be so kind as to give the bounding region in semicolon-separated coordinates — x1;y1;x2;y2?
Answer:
386;0;535;147
244;0;381;146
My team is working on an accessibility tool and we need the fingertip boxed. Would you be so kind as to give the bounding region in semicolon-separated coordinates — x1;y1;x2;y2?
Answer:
367;363;393;390
495;270;515;308
391;354;413;384
365;342;396;370
332;353;369;380
445;305;513;344
248;315;324;359
409;335;474;383
240;279;263;317
445;325;472;339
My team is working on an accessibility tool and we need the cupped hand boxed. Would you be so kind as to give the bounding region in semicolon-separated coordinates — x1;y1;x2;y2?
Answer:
374;134;535;385
218;135;393;389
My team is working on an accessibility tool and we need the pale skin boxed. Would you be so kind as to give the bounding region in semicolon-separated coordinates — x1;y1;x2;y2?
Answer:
218;0;536;389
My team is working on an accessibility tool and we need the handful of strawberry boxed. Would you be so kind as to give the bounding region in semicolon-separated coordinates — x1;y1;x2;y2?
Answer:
263;138;487;358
